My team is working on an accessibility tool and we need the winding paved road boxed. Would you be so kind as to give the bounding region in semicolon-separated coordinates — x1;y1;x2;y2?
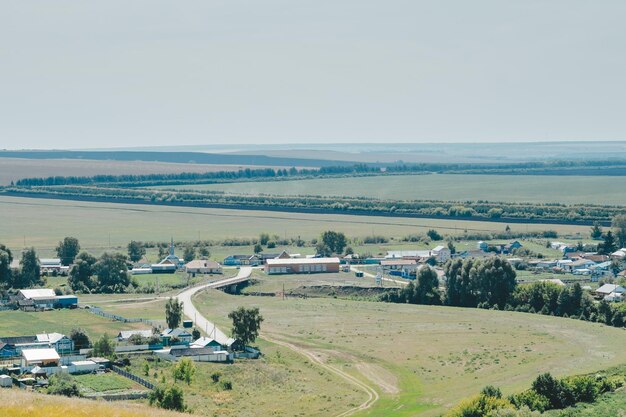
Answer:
178;266;253;344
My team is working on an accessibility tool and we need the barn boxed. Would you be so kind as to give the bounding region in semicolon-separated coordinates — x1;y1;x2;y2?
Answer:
265;257;340;274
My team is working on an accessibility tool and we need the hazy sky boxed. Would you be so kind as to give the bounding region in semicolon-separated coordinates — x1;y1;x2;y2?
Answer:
2;1;626;149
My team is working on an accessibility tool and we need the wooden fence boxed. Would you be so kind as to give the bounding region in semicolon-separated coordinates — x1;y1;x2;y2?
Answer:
111;365;154;390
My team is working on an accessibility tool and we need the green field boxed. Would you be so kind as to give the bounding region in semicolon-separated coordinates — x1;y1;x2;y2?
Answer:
191;290;626;417
74;373;137;394
0;195;591;256
158;174;626;205
0;309;150;340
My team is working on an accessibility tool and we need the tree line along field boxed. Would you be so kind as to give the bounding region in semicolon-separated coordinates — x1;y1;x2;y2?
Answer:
191;289;626;417
155;173;626;206
0;195;591;255
0;157;276;186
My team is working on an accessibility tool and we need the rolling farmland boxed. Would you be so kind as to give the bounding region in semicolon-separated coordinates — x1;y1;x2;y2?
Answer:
157;174;626;205
0;195;591;255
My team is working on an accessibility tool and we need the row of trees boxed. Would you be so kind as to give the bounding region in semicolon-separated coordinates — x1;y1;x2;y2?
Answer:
0;245;44;289
13;184;626;225
447;372;624;417
14;158;626;188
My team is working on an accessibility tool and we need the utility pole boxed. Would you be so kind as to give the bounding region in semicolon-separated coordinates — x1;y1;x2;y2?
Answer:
282;283;285;301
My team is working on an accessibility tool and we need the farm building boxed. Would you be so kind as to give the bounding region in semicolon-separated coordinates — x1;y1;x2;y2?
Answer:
39;258;69;275
117;330;153;342
185;259;222;275
0;374;12;388
21;348;60;368
15;289;77;310
265;257;340;274
431;245;451;262
155;346;232;362
595;284;626;298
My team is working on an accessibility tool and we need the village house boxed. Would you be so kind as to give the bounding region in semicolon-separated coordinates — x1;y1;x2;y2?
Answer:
117;330;154;342
0;333;74;357
185;259;222;275
20;348;60;368
380;259;418;278
161;328;193;345
15;289;78;310
595;284;626;300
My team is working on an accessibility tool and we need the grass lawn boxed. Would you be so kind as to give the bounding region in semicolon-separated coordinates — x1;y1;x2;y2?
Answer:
0;196;591;256
155;174;626;206
0;309;150;340
192;290;626;417
74;372;137;394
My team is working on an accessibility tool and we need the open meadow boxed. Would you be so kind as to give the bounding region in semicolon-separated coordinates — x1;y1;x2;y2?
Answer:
0;157;272;186
158;174;626;205
0;195;591;256
0;309;150;340
190;289;626;417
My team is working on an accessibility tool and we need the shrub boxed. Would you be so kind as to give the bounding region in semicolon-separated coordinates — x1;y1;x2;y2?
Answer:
445;394;513;417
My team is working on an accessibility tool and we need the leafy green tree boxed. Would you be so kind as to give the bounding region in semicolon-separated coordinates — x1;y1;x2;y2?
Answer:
415;266;441;305
253;243;263;254
598;231;617;255
198;245;210;258
92;334;115;357
127;240;146;263
228;306;264;347
172;357;196;385
15;247;42;289
447;241;456;255
149;385;186;412
427;229;442;241
320;231;347;254
68;252;97;292
47;373;81;397
259;233;270;246
165;297;184;329
315;242;332;257
183;245;195;263
70;328;91;350
55;237;80;266
613;215;626;248
0;244;13;289
95;252;130;293
192;328;201;340
590;222;603;239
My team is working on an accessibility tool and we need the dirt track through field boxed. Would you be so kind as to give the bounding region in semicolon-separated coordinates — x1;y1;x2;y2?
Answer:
261;334;380;417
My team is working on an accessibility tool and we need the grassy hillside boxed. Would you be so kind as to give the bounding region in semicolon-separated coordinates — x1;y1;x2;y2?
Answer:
0;389;186;417
0;195;590;255
159;174;626;205
193;290;626;417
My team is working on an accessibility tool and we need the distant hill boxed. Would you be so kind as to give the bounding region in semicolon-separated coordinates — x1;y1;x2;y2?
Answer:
0;150;360;168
